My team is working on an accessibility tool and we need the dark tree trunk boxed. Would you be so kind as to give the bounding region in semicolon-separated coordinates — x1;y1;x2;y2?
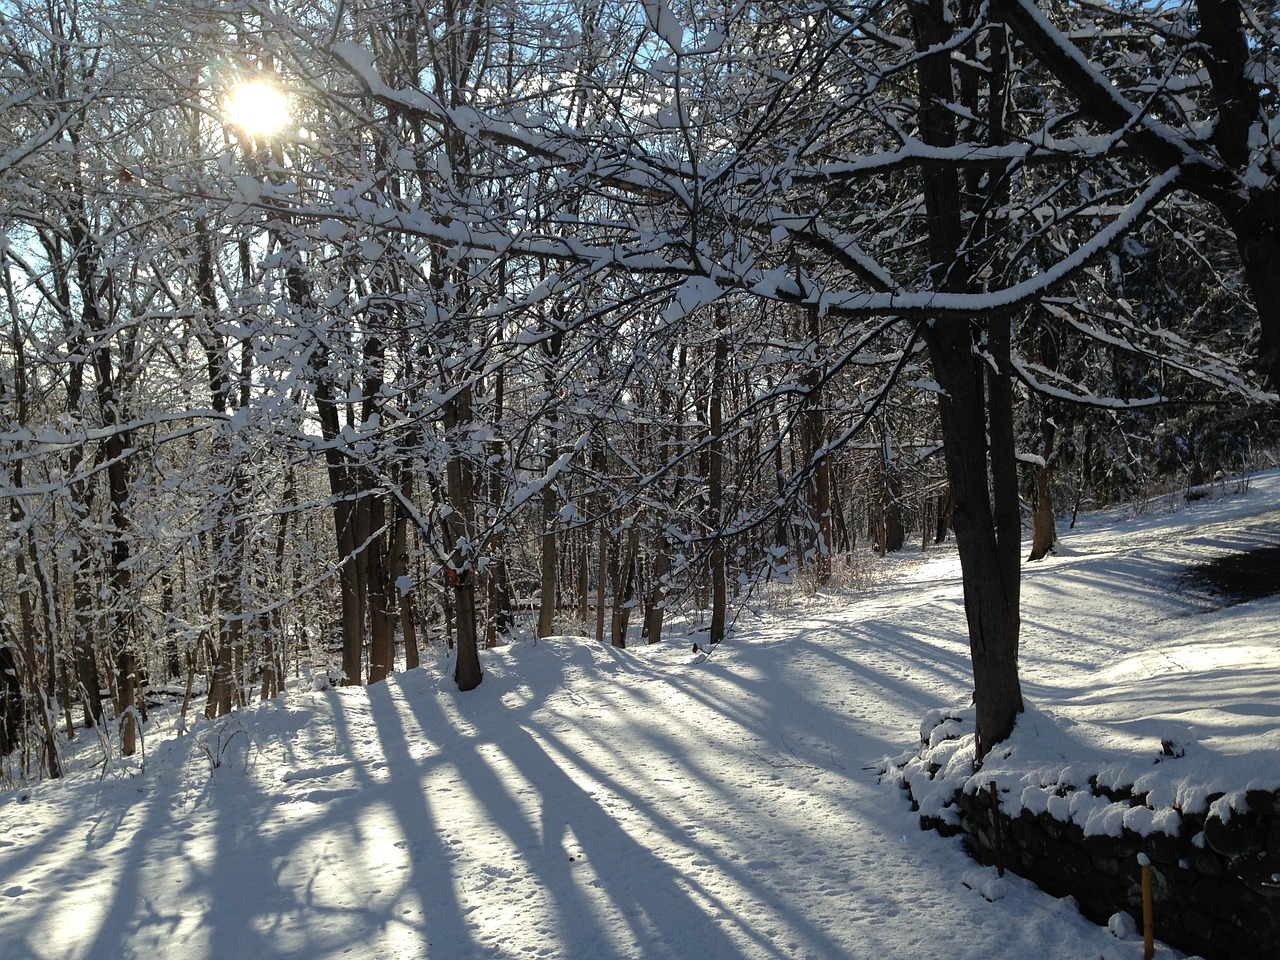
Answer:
73;207;138;755
1236;229;1280;391
0;644;21;758
1028;419;1058;562
642;533;671;644
486;557;515;648
452;575;483;691
610;525;641;648
879;428;905;554
924;322;1025;758
594;522;609;644
390;437;420;670
914;0;1024;758
934;491;952;544
288;261;366;687
367;492;397;684
800;307;833;582
537;303;565;640
444;386;483;692
537;470;558;638
362;338;397;685
708;321;728;643
1028;466;1057;562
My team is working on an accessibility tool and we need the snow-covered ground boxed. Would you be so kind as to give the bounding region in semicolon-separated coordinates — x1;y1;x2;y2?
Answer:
3;473;1279;960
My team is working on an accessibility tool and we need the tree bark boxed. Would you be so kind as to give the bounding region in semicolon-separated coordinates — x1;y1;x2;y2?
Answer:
914;0;1024;758
800;307;833;583
451;572;483;691
924;322;1025;758
708;321;728;643
1237;230;1280;391
610;524;641;648
594;521;609;645
444;387;483;691
367;492;397;684
292;260;366;687
66;159;139;755
537;485;559;639
537;348;561;640
389;466;420;670
879;425;905;554
642;533;671;644
1028;417;1058;562
1028;466;1056;562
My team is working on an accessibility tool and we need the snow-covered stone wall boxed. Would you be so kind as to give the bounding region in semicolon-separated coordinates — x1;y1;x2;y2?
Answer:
933;783;1280;960
892;709;1280;960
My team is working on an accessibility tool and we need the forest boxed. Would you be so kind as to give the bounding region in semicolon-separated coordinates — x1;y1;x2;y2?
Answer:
0;0;1277;781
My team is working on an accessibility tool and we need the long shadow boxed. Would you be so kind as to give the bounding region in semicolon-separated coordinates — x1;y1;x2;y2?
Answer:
403;667;763;958
137;687;483;959
72;733;222;960
163;711;348;959
397;646;869;959
361;679;485;957
551;636;979;946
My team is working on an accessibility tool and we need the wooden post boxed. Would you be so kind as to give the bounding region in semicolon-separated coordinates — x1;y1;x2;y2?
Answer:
1140;853;1154;960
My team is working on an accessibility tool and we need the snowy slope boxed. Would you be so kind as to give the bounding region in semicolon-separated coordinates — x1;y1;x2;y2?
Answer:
4;474;1279;959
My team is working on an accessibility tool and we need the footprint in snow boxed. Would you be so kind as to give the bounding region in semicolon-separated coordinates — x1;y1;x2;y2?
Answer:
280;762;354;783
299;788;359;803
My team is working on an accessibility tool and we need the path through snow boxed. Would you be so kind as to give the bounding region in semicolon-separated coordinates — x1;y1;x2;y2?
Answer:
7;475;1280;959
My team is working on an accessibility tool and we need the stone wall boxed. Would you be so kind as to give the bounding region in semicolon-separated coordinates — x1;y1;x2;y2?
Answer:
910;780;1280;960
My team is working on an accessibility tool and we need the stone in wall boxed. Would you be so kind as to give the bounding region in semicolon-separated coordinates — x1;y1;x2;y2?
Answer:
901;772;1280;960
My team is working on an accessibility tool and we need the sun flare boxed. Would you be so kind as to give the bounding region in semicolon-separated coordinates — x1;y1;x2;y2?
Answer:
225;79;291;138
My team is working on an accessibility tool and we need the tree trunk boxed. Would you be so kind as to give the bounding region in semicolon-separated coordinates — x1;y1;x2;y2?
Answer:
291;261;366;687
389;469;420;670
367;492;397;684
914;0;1023;758
451;573;482;691
1028;466;1057;562
1028;408;1059;562
2;269;60;774
708;321;729;643
880;428;905;554
610;524;641;648
486;557;514;648
642;533;671;644
0;643;21;758
537;429;559;638
594;521;609;644
71;563;103;729
11;503;60;777
934;490;952;544
1237;230;1280;391
444;387;483;691
924;322;1025;758
577;526;591;625
799;308;833;583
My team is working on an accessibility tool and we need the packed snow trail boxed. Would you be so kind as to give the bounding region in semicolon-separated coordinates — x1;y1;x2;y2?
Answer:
8;475;1278;959
0;633;1131;960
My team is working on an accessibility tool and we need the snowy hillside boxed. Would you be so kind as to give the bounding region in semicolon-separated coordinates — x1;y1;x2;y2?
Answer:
3;474;1279;960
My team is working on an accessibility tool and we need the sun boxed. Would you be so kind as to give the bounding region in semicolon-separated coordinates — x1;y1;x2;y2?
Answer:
225;79;291;138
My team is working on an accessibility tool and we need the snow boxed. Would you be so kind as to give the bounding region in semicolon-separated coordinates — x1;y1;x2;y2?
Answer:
641;0;686;54
6;475;1280;958
899;472;1280;845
